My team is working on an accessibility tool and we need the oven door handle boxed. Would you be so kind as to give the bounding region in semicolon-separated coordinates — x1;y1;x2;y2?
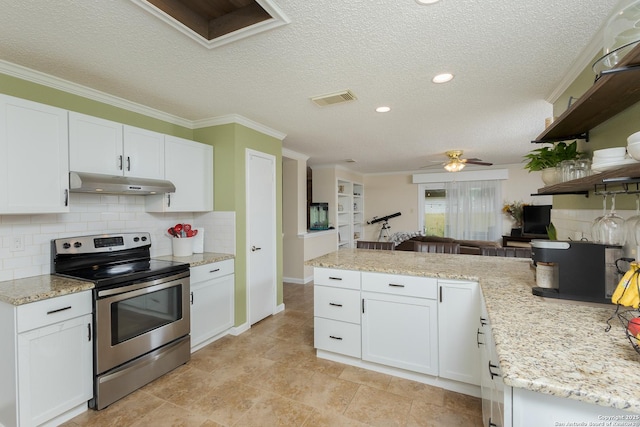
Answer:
97;271;189;299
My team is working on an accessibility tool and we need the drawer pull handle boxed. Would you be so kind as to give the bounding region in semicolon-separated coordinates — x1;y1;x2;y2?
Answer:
209;268;221;273
388;283;405;288
329;302;343;307
489;418;497;427
328;276;342;281
477;328;485;347
47;306;71;315
329;335;343;340
488;362;500;380
480;316;488;326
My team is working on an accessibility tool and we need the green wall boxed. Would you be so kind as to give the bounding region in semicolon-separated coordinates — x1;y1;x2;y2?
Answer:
0;73;193;138
2;71;284;327
194;123;283;326
550;57;640;211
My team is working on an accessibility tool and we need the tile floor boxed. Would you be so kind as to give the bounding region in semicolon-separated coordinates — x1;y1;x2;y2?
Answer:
62;283;483;427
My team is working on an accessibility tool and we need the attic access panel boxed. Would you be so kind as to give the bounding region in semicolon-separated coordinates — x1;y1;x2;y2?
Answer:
132;0;290;49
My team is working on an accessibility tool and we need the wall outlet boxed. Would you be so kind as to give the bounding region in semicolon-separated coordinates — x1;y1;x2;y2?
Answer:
11;236;24;252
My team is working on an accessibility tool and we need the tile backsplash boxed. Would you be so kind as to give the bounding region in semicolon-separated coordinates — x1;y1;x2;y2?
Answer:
0;193;235;282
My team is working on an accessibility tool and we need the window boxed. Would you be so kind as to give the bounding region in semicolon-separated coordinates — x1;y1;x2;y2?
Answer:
424;188;446;236
418;180;502;241
444;180;502;241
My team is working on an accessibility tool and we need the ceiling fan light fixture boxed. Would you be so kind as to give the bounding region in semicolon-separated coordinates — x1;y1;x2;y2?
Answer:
444;161;465;172
415;0;440;4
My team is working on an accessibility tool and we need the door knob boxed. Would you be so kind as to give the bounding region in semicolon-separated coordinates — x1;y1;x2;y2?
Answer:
251;246;262;252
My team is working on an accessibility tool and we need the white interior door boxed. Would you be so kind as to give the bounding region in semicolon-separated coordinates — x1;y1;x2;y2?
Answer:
247;149;276;325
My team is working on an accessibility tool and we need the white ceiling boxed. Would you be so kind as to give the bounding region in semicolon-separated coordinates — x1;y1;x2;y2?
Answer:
0;0;620;173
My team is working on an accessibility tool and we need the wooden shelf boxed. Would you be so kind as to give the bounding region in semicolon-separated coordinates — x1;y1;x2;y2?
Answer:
534;43;640;143
535;163;640;195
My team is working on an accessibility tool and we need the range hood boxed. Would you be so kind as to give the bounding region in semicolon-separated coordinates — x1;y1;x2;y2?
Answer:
69;172;176;195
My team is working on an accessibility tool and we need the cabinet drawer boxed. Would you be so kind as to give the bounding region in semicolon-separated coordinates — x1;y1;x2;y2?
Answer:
314;285;361;324
17;291;92;333
362;272;437;299
314;317;361;358
314;268;360;290
190;259;234;284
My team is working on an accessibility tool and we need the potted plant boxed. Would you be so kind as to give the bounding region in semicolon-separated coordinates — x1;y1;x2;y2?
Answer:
502;201;527;235
523;141;582;185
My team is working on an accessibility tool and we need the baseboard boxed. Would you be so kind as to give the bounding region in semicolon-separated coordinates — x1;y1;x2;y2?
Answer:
275;303;285;314
282;276;305;284
190;329;233;353
230;322;250;336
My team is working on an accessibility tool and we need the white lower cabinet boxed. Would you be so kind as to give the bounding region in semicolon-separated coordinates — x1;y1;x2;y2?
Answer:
313;268;362;358
190;259;235;351
438;279;481;385
0;291;93;427
361;272;438;376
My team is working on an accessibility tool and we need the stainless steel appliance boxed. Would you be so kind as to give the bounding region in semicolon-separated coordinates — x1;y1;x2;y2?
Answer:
531;240;622;304
52;233;190;410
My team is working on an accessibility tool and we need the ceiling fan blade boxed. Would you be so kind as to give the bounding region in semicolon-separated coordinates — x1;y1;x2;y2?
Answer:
464;159;493;166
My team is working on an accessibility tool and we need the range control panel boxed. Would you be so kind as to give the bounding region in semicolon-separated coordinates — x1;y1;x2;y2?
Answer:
53;233;151;255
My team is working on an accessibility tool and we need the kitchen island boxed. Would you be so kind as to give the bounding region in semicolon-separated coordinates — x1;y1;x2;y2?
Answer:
307;249;640;418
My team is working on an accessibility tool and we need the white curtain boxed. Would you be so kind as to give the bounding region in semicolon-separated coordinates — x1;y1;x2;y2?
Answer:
444;180;502;241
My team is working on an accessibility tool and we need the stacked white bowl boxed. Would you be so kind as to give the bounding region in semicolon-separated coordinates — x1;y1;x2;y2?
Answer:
592;146;635;172
628;130;640;160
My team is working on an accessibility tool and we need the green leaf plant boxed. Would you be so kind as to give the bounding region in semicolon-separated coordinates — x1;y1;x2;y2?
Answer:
523;141;581;172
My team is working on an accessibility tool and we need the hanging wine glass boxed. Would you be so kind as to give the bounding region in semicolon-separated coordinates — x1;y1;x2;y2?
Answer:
599;193;626;246
591;193;608;242
626;194;640;247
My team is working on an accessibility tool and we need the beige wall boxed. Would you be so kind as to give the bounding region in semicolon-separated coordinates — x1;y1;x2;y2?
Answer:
362;164;551;240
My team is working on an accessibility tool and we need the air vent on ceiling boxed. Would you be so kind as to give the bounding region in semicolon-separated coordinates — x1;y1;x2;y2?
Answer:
311;90;357;107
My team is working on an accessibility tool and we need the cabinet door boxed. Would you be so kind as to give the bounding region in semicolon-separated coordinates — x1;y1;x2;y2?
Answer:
0;95;69;213
17;313;92;427
69;112;123;175
361;291;438;375
122;125;164;179
438;280;481;385
190;274;234;350
146;136;213;212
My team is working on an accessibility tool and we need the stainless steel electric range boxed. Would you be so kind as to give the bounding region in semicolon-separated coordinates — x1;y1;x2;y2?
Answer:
52;232;190;410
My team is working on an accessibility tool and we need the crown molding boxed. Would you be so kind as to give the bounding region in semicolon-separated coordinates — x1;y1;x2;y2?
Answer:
282;148;309;161
0;59;287;140
0;59;192;128
193;114;287;140
546;27;605;103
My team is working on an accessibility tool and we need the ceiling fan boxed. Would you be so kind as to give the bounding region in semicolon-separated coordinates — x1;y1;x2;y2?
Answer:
423;150;493;172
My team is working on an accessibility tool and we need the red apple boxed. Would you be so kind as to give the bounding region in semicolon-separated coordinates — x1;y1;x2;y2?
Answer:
628;317;640;337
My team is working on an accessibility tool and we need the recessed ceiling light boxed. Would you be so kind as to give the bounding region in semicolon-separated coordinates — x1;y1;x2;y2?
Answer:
376;106;391;113
432;73;454;83
416;0;440;4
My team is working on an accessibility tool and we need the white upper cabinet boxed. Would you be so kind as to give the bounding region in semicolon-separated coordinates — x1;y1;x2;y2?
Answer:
0;95;70;213
69;112;165;180
122;125;164;180
146;135;213;212
69;112;123;175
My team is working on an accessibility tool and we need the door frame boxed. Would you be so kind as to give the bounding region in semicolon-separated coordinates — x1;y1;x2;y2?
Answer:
245;148;277;324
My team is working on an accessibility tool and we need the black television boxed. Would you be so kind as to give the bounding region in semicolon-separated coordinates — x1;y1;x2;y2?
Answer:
522;205;552;237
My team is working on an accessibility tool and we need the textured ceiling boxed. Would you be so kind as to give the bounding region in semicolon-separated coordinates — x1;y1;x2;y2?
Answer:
0;0;620;173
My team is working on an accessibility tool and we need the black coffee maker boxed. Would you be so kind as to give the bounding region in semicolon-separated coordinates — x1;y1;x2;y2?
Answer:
531;240;622;304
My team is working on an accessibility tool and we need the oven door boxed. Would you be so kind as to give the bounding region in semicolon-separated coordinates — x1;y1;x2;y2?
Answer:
95;271;190;375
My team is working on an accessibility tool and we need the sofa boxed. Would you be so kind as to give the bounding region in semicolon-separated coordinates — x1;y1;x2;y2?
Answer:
394;235;501;255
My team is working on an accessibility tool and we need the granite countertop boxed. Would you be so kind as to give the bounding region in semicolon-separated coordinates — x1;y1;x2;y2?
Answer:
0;275;94;306
154;252;234;267
0;252;234;306
307;249;640;413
